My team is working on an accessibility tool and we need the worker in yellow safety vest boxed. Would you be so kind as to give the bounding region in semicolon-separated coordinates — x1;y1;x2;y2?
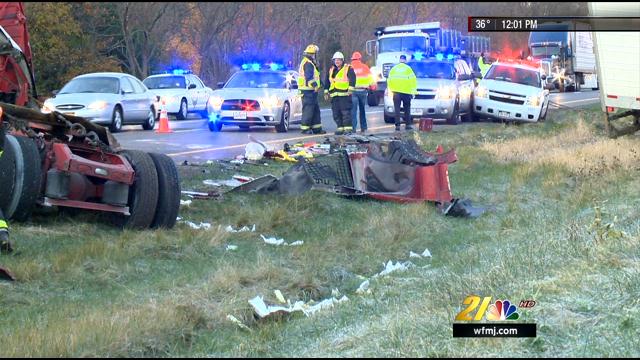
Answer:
387;54;417;131
298;44;326;134
0;121;12;253
478;52;492;78
324;51;357;135
350;51;376;134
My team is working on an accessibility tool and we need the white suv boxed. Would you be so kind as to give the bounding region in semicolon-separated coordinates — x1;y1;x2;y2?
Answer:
473;62;550;123
143;72;214;120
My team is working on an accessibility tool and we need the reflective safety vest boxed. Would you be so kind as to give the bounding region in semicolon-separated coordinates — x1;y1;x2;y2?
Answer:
478;56;491;78
351;60;374;90
328;64;353;97
387;63;417;95
298;57;320;91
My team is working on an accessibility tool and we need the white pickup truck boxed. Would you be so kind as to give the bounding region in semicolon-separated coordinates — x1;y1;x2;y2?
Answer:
588;2;640;135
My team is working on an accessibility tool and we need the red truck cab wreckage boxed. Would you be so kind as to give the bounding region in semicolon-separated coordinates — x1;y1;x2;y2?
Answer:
0;2;180;230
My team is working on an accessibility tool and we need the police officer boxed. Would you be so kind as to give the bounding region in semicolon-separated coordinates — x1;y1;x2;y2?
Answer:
350;51;376;134
478;52;491;78
0;122;11;253
324;51;356;135
387;54;417;131
298;44;326;134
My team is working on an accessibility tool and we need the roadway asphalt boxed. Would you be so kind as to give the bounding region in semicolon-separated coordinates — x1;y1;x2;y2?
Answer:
114;89;601;162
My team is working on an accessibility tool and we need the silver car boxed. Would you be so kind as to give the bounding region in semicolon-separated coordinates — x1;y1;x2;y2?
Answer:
143;72;214;120
42;72;158;133
383;58;480;125
206;70;302;132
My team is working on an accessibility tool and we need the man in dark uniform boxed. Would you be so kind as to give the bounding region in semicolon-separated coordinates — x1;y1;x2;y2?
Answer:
298;44;326;134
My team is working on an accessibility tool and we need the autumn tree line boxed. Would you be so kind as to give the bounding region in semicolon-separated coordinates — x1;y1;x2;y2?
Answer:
24;2;587;95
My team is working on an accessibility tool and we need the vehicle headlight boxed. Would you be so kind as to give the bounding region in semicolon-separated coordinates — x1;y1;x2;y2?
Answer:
436;86;455;100
208;96;224;111
260;95;280;109
527;93;543;107
87;100;108;110
475;86;488;98
41;100;55;114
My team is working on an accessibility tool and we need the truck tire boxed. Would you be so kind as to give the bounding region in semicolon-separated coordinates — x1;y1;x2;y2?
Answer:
148;153;180;229
0;135;42;221
119;150;159;229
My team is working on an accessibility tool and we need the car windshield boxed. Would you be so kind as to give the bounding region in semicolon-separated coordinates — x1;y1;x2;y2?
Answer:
408;61;455;79
143;76;186;89
484;65;540;87
59;77;119;94
379;36;427;53
530;45;561;58
225;72;287;88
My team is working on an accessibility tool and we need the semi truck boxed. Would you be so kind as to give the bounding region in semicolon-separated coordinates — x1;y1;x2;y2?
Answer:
365;22;490;106
588;2;640;137
527;22;598;92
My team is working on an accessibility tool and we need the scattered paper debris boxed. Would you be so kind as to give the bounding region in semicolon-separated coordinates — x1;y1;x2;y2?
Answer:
260;234;304;247
226;245;238;251
181;190;222;200
410;248;432;258
180;200;192;207
225;224;256;233
274;290;287;304
355;280;371;295
249;294;349;318
203;179;243;187
230;159;245;165
373;261;415;278
331;288;341;297
180;221;212;230
226;314;252;332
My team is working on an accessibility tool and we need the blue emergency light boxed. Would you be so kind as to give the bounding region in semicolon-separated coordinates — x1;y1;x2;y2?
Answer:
435;53;444;61
413;51;424;61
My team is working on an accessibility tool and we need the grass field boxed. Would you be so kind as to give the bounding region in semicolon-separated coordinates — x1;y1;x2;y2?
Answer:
1;105;639;357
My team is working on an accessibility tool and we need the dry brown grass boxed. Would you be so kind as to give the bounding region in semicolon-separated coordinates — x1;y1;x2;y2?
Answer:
481;119;640;176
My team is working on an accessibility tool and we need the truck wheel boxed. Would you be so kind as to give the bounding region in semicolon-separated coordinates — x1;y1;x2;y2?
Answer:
119;150;159;229
148;153;180;229
0;135;42;221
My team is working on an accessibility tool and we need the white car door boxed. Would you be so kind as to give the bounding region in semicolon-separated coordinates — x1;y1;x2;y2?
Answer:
289;73;303;119
193;75;211;110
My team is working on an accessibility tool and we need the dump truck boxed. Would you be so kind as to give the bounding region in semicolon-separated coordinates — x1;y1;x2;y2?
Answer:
0;2;180;229
365;22;490;106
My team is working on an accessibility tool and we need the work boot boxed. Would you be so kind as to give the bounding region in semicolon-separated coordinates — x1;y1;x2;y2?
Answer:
0;230;12;254
335;130;344;135
395;125;401;132
301;129;313;134
312;129;327;135
360;129;367;134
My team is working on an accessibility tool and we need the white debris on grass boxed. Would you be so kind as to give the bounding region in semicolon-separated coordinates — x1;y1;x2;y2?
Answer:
180;221;212;230
226;314;252;332
225;245;238;251
355;280;371;295
259;234;304;247
225;224;256;233
274;289;287;304
180;200;192;207
203;179;243;187
249;294;349;318
409;248;432;258
230;159;244;165
372;261;415;278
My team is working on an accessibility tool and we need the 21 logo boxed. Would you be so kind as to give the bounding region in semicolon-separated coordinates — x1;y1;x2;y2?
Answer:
455;296;521;321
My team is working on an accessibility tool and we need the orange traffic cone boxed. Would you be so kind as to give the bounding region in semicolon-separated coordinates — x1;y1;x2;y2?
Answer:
156;100;173;133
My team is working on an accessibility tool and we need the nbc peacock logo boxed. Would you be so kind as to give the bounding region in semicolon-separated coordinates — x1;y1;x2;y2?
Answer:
486;299;520;321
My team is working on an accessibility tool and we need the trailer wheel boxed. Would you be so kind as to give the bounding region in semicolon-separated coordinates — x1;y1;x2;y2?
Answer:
0;135;42;221
119;150;159;229
148;153;180;229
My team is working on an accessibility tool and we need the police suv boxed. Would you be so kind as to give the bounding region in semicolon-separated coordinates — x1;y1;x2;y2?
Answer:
473;61;550;123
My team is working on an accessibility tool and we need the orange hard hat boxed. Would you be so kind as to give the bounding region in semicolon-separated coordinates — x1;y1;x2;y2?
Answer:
351;51;362;60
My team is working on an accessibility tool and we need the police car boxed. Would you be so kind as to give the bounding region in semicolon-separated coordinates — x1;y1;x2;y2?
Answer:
206;65;302;132
383;54;481;125
473;61;550;122
143;71;214;120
